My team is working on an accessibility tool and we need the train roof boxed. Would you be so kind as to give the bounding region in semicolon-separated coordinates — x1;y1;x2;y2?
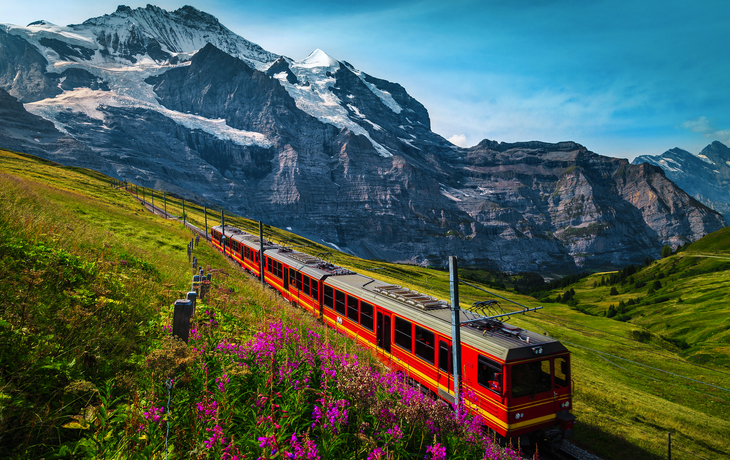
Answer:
268;247;355;280
213;225;278;251
212;225;354;280
325;274;566;362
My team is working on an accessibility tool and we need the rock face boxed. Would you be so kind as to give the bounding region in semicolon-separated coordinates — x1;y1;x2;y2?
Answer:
633;142;730;222
0;5;725;275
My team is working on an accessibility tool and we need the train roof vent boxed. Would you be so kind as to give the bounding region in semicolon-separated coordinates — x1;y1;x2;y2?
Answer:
285;252;355;275
374;284;449;310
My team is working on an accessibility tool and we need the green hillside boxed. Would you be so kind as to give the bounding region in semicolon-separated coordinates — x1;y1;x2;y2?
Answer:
1;149;729;459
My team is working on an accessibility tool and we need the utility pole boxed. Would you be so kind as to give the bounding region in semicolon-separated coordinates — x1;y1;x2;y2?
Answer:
449;256;463;416
221;209;225;254
204;206;208;240
182;199;186;226
164;192;167;218
259;221;265;285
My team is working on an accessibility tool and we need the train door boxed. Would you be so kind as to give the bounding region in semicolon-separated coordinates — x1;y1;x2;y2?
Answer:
376;311;392;355
283;267;289;291
316;280;324;320
438;339;453;402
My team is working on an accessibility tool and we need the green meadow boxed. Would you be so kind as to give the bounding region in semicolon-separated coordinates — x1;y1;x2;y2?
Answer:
1;149;729;459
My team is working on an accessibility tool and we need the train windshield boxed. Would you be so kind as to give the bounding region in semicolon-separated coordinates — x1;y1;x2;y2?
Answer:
511;359;552;398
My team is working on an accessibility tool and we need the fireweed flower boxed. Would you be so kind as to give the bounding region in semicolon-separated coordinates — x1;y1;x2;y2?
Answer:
216;374;230;393
367;447;386;460
385;424;403;443
143;405;165;424
196;393;218;420
425;443;446;460
204;424;226;449
285;433;320;460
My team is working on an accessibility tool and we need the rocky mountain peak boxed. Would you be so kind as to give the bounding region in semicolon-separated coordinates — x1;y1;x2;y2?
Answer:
299;49;339;68
631;141;730;222
701;141;730;164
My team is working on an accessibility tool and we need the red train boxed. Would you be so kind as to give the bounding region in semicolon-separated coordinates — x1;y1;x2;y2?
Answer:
211;225;575;444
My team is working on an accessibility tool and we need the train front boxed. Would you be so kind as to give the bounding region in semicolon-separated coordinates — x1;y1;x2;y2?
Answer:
502;332;575;444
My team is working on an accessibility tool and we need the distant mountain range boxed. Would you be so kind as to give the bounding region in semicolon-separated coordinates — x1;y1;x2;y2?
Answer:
0;5;725;275
632;141;730;222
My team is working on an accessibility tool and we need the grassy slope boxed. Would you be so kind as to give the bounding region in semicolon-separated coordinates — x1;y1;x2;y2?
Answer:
2;149;729;459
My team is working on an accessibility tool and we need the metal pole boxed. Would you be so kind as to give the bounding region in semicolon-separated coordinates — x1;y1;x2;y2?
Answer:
221;210;225;254
164;192;167;218
449;255;462;416
182;199;186;226
259;221;265;285
151;190;154;214
668;432;671;460
204;206;208;240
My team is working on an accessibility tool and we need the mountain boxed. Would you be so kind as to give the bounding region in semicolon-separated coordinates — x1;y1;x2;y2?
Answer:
632;141;730;221
0;5;725;275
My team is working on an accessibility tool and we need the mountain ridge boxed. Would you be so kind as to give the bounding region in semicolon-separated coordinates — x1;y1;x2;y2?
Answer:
0;5;725;275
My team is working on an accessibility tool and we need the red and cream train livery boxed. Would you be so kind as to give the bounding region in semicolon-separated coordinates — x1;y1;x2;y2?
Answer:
211;225;575;443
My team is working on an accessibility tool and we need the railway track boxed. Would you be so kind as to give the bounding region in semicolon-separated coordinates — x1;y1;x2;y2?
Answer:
520;441;600;460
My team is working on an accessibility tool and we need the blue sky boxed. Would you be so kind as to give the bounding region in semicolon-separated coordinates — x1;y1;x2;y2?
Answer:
2;0;729;160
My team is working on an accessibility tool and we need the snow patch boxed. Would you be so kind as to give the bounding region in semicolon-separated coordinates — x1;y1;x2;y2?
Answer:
348;67;402;114
347;104;365;118
658;159;682;173
398;137;420;150
439;183;462;202
25;87;272;148
697;154;714;164
364;119;383;131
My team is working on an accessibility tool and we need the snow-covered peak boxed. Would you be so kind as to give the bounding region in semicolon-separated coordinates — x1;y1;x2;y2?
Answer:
6;4;279;71
297;49;339;69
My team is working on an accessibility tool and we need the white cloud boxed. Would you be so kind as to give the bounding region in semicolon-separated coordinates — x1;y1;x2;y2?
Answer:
682;116;713;134
682;116;730;144
447;134;469;147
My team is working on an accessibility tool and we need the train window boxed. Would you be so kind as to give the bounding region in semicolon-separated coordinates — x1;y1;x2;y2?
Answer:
277;261;283;279
477;355;502;394
414;326;435;364
394;317;412;352
296;272;303;291
360;301;373;331
290;268;296;286
303;275;310;297
267;257;272;273
310;279;319;302
554;357;569;388
438;341;452;373
334;289;346;315
511;360;552;399
323;285;334;309
347;295;359;322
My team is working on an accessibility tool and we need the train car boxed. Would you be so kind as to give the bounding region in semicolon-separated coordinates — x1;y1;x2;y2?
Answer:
212;225;271;278
210;225;575;444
